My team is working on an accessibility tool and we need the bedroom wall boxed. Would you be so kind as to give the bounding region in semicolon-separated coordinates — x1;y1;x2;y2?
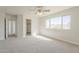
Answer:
39;7;79;45
23;13;39;37
0;12;5;40
17;15;23;38
0;7;39;39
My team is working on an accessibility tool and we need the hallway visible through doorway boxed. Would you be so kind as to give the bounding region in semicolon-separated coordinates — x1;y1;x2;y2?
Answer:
26;19;31;35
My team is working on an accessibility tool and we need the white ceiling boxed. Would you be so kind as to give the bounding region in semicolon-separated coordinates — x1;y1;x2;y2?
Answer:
39;6;73;16
0;6;73;16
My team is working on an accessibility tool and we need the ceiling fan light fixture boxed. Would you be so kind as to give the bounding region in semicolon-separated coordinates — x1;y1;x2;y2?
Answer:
35;6;50;16
37;12;43;16
36;10;43;16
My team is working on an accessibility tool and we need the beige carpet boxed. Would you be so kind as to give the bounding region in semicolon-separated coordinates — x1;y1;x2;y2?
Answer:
0;36;79;53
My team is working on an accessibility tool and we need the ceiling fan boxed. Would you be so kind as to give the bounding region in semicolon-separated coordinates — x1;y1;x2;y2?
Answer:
34;6;50;16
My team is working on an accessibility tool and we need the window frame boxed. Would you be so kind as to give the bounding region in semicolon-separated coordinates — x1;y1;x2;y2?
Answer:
46;15;71;30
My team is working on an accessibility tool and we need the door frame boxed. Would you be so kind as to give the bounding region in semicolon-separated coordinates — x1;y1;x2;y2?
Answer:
5;14;17;39
4;18;6;39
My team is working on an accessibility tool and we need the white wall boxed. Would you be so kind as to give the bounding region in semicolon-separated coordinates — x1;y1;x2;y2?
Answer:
17;15;23;38
39;7;79;45
31;15;39;36
5;11;39;39
0;12;5;40
23;13;39;37
0;7;39;40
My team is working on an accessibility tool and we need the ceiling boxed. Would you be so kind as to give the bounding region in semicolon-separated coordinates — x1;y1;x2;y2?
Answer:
0;6;73;16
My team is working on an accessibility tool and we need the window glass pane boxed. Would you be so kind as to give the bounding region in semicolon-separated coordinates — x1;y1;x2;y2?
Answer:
63;16;71;29
50;16;62;29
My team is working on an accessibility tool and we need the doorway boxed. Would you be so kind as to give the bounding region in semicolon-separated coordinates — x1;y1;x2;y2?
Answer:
26;19;31;35
5;14;17;39
8;19;17;37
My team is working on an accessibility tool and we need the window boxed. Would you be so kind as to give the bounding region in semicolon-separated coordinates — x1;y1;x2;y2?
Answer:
50;16;62;29
63;16;71;29
46;15;71;30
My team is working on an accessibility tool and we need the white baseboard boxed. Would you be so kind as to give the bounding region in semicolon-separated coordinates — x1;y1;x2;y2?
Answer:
38;34;79;46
